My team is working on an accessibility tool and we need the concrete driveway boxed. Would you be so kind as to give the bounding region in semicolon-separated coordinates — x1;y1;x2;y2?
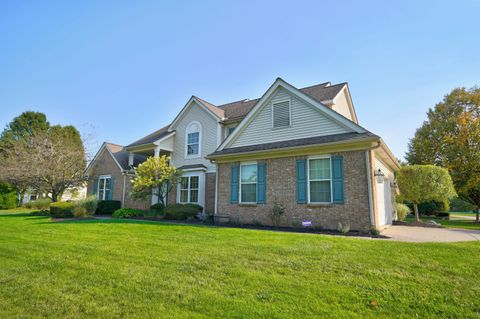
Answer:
381;225;480;242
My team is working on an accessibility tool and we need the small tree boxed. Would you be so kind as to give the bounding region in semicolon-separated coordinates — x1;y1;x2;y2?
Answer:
130;156;181;207
396;165;456;222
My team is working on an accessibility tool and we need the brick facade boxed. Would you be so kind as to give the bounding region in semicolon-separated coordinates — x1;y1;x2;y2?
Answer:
86;149;151;209
216;150;372;231
204;172;216;214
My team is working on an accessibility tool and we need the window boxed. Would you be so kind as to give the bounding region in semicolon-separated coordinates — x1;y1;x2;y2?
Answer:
185;122;201;157
187;132;199;155
240;162;257;203
228;127;235;135
272;100;291;128
308;157;332;203
98;175;111;200
179;175;199;203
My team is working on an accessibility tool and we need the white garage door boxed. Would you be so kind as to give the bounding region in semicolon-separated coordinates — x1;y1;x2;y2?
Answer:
375;159;394;227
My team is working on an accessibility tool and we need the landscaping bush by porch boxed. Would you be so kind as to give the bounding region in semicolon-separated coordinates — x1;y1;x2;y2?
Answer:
49;202;75;218
96;200;121;214
112;208;144;219
164;203;202;220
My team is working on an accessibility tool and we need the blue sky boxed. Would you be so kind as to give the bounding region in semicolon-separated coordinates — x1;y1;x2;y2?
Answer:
1;1;479;159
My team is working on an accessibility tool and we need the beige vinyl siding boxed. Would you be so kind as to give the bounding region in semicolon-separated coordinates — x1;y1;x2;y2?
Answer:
170;101;218;171
230;87;351;148
332;88;354;121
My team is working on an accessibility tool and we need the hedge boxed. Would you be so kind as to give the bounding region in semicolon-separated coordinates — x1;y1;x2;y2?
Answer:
164;203;203;220
96;200;121;214
50;202;75;218
112;208;144;219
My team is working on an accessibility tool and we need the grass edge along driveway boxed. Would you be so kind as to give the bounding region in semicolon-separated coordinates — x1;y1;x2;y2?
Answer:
1;209;479;318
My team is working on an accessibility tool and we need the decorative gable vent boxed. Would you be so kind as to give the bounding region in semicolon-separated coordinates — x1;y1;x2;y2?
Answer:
272;100;291;128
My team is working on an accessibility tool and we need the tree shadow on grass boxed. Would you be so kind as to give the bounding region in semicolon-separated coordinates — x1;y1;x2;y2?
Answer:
35;218;216;229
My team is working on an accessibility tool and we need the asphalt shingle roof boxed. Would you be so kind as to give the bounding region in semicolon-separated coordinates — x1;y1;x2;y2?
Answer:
126;125;171;148
105;143;147;170
207;132;378;158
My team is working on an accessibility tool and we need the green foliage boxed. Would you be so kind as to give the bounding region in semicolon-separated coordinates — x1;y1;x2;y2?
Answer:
0;111;50;144
49;202;75;218
450;197;476;212
164;204;202;220
397;165;456;204
96;200;121;214
77;195;98;213
405;86;480;218
268;203;285;227
130;156;181;207
150;203;165;213
25;198;52;210
0;183;17;209
395;203;411;221
112;208;144;219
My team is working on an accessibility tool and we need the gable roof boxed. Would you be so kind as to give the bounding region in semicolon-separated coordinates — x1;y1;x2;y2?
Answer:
169;96;225;130
217;78;368;151
215;81;344;121
126;125;171;148
85;142;148;174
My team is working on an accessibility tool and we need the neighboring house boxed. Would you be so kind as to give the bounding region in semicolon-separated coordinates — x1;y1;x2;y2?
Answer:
21;186;87;205
87;78;399;230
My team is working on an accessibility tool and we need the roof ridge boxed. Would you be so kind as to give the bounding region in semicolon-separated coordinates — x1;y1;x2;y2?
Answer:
299;81;331;90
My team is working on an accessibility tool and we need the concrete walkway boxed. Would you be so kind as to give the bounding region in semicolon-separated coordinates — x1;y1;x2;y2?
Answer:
381;225;480;242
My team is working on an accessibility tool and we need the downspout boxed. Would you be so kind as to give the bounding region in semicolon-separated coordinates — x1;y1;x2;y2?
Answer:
214;162;219;217
365;141;381;227
122;172;127;208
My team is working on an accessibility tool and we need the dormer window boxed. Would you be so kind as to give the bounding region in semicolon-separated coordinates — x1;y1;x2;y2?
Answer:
272;100;291;128
185;121;201;158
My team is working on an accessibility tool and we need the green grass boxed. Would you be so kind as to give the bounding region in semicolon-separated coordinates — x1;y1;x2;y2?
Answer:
406;215;480;230
1;209;480;318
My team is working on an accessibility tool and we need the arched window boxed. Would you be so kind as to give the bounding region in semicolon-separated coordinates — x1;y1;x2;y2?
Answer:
185;121;201;158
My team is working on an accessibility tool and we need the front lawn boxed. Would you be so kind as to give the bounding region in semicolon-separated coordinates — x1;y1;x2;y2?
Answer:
1;209;480;318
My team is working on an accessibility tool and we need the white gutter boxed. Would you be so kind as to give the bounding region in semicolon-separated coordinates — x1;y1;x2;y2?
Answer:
214;163;219;216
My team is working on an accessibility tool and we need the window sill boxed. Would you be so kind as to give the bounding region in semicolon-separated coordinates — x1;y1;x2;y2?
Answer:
306;203;335;208
238;203;257;207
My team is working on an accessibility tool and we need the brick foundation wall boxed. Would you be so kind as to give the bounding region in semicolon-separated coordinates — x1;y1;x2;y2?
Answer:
216;150;372;231
204;172;216;214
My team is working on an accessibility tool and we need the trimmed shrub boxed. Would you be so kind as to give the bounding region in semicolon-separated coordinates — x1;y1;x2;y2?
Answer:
0;183;17;209
25;198;52;210
395;203;410;221
77;195;98;213
50;202;75;218
405;200;449;216
150;203;165;213
96;200;121;214
113;208;144;219
164;204;203;220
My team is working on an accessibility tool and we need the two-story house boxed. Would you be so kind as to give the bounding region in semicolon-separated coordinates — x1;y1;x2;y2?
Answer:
86;78;399;230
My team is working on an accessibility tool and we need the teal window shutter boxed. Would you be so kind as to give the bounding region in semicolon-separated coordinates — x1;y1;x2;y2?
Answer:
257;162;266;204
332;156;344;204
231;165;239;204
296;159;307;204
108;176;114;200
92;178;98;197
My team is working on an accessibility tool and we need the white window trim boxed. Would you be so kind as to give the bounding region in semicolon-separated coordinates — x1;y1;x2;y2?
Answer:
97;174;112;201
178;175;200;204
271;98;292;129
184;121;202;159
307;155;333;204
239;161;258;204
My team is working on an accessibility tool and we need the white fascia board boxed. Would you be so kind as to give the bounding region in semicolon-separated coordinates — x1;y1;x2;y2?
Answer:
169;96;223;130
217;78;367;151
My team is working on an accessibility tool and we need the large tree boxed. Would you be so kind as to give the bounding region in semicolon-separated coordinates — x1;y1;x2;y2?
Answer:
406;86;480;222
0;112;86;202
396;165;456;222
0;111;50;204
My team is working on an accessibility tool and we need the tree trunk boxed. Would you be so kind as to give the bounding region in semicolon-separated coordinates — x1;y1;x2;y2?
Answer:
413;203;420;222
476;208;480;223
17;191;24;207
51;192;58;202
